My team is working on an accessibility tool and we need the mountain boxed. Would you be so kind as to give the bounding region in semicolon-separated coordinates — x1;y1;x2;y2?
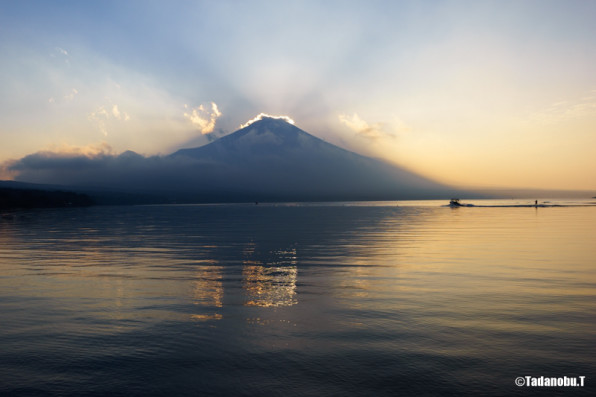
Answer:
8;117;458;203
169;117;451;201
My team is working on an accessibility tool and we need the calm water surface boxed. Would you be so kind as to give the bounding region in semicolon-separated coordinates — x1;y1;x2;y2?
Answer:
1;200;595;396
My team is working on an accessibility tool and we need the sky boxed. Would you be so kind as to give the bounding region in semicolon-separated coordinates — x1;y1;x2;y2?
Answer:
1;0;595;191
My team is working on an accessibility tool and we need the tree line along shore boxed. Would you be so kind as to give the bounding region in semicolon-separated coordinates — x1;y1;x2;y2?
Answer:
0;187;94;210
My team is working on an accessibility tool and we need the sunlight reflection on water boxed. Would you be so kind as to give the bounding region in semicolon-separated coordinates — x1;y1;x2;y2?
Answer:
0;201;595;396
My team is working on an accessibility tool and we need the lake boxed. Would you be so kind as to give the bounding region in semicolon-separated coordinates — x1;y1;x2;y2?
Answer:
1;199;595;396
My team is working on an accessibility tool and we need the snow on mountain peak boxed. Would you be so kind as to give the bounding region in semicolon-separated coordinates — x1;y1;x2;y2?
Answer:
239;113;295;128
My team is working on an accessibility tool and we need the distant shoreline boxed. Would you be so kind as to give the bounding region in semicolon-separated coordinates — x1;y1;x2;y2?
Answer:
0;187;94;210
2;181;595;210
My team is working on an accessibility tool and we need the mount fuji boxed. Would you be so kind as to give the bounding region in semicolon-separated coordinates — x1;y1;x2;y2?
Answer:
9;117;457;203
168;117;450;201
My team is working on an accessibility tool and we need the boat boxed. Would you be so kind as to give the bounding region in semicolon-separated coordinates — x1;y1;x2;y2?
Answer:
449;198;462;207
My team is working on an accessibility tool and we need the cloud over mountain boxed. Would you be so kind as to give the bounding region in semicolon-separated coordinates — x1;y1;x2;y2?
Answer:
339;113;388;141
184;102;222;135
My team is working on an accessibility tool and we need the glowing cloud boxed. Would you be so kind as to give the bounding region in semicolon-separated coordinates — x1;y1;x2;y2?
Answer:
240;113;295;128
39;142;115;158
184;102;222;135
88;103;130;136
111;104;130;121
2;142;115;179
338;113;384;140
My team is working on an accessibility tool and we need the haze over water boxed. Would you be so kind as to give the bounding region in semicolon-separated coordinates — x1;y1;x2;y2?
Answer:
1;200;595;396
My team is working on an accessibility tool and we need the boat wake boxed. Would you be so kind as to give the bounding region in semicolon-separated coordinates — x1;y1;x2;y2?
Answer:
443;200;596;208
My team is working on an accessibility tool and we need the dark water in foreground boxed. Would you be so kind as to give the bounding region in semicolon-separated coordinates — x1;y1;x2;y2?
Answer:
1;200;595;396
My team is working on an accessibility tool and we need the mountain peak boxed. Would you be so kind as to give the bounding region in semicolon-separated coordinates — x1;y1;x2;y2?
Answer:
172;114;325;159
246;116;291;128
239;113;296;129
237;116;301;137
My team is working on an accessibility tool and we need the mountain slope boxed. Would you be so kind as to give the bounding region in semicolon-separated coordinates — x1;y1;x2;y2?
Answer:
170;117;449;201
